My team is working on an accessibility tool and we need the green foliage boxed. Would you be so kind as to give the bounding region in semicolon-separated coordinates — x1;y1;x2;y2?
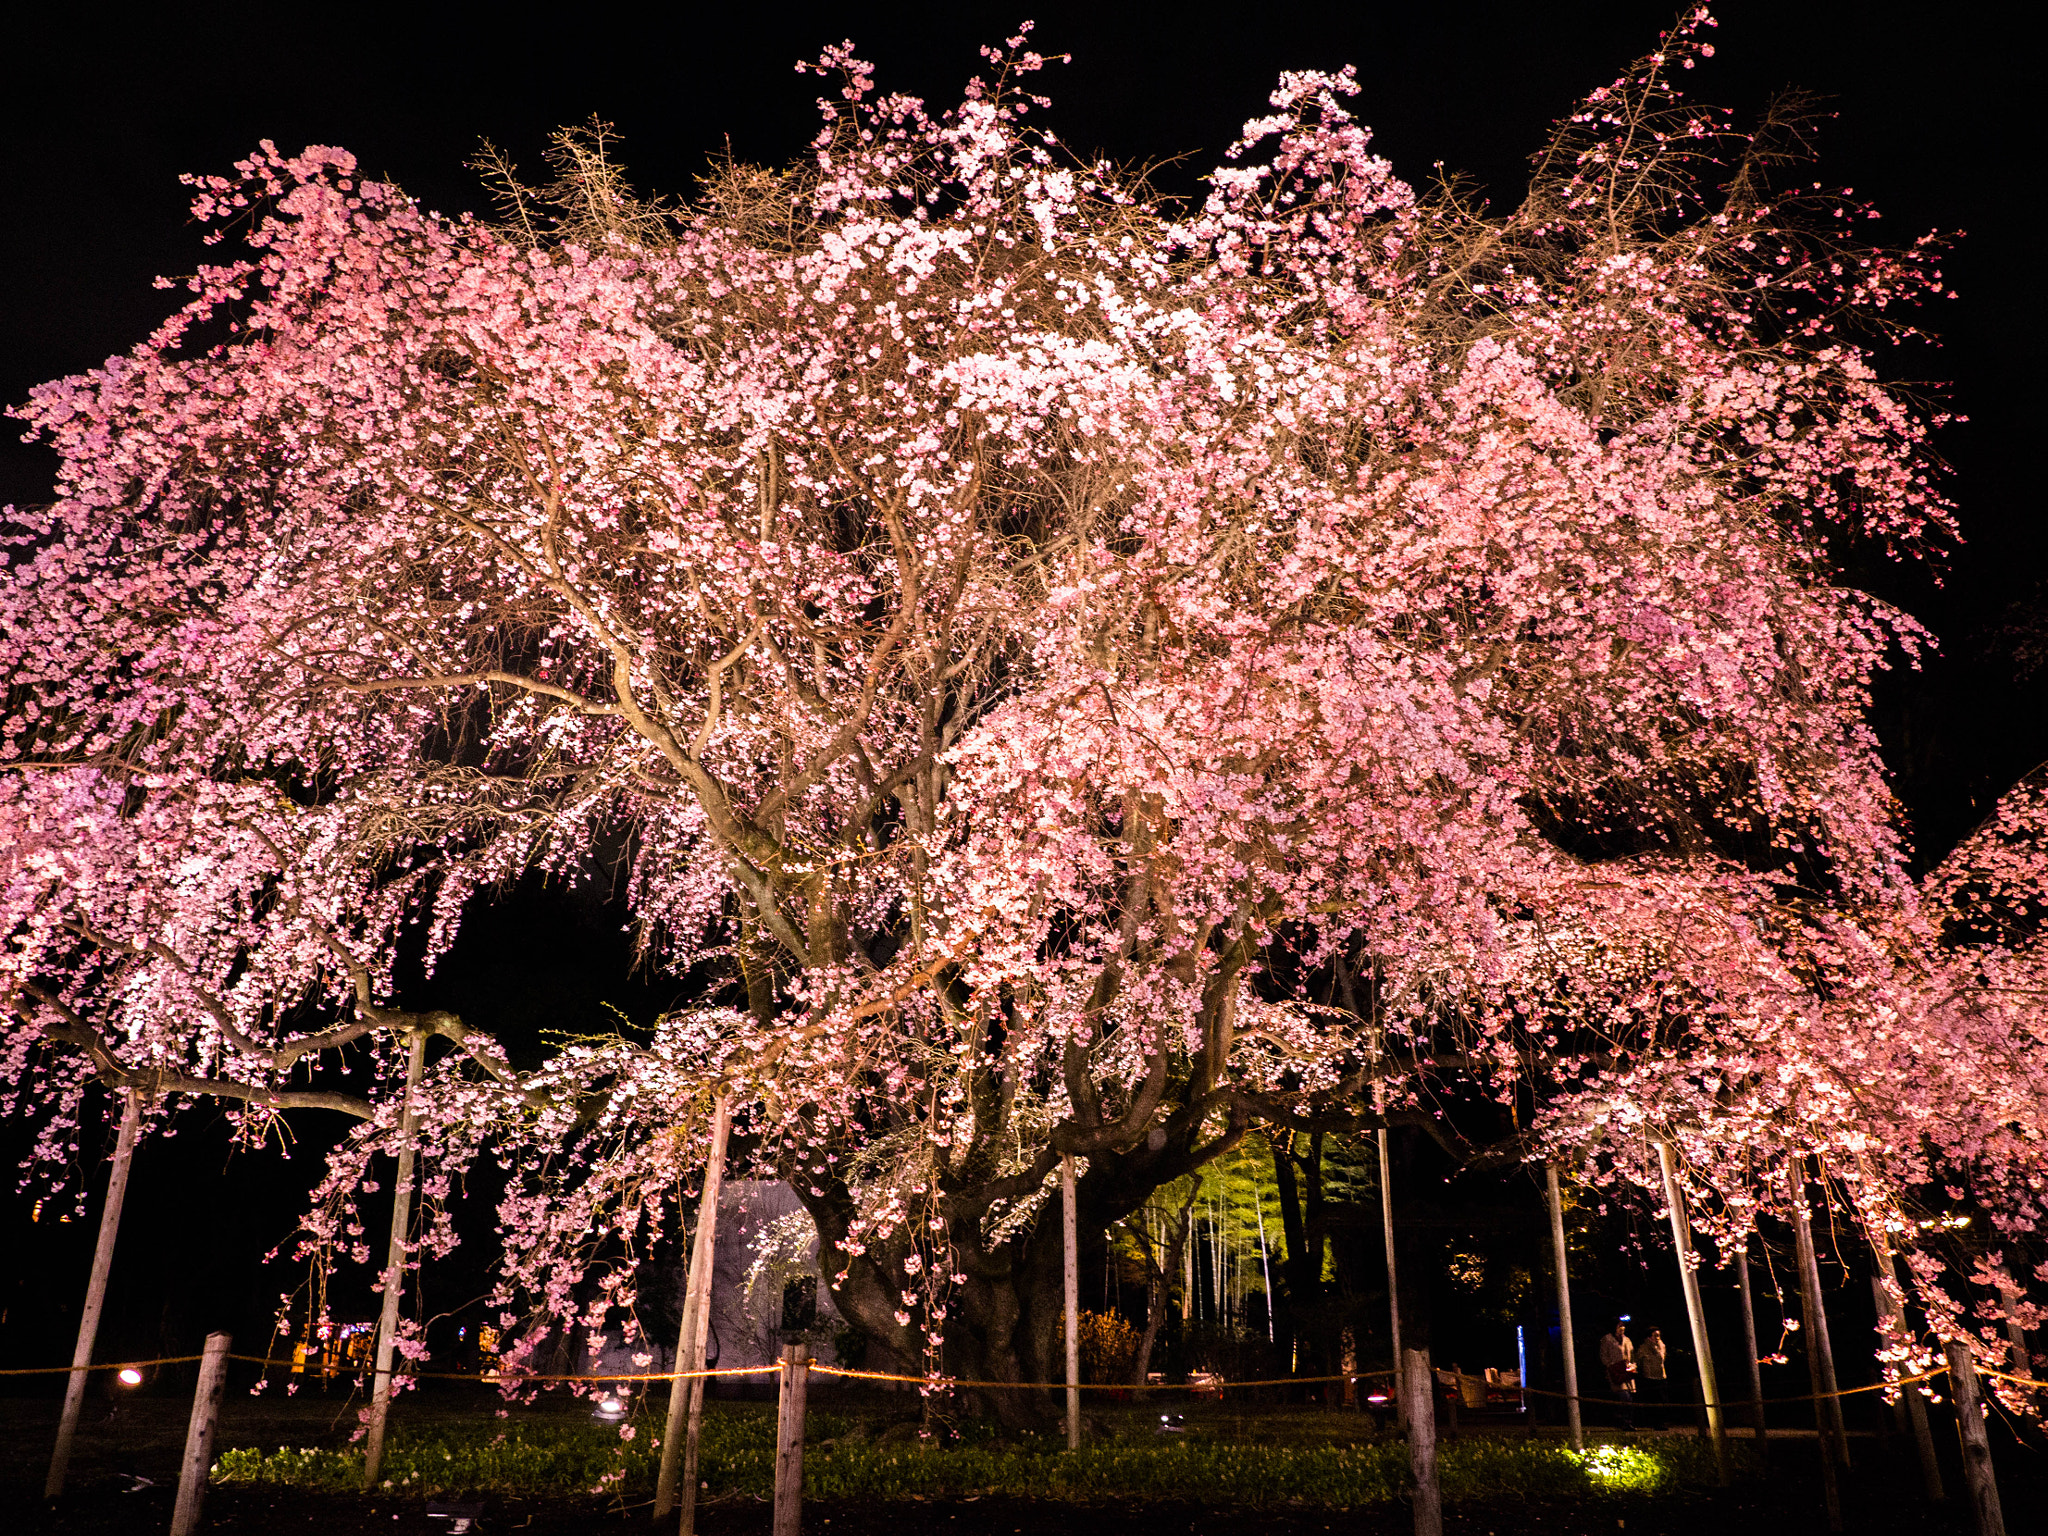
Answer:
211;1403;1750;1508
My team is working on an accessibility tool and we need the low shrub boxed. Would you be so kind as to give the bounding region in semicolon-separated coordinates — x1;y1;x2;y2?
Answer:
212;1404;1749;1508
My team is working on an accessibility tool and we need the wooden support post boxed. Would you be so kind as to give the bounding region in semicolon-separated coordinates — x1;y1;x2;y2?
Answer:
1785;1163;1850;1469
362;1030;427;1492
1994;1264;2031;1377
771;1338;810;1536
1735;1237;1768;1455
1787;1185;1843;1531
46;1085;143;1498
1658;1142;1727;1483
1401;1345;1442;1536
1871;1244;1943;1502
1945;1340;2006;1536
168;1331;230;1536
656;1092;731;1529
1380;1124;1404;1425
1062;1153;1081;1450
1544;1163;1583;1452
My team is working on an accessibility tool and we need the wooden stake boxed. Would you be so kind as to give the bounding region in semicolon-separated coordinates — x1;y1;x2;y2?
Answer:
1944;1340;2007;1536
656;1091;731;1530
45;1085;143;1498
168;1331;230;1536
1734;1237;1768;1456
1062;1153;1080;1450
1872;1243;1943;1502
1379;1123;1404;1425
1401;1345;1442;1536
1658;1142;1727;1483
1544;1163;1582;1452
361;1031;427;1491
771;1338;810;1536
1787;1172;1843;1531
1993;1263;2031;1377
1785;1163;1850;1468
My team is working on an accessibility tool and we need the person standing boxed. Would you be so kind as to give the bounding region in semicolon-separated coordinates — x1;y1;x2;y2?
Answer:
1637;1327;1668;1427
1599;1319;1637;1429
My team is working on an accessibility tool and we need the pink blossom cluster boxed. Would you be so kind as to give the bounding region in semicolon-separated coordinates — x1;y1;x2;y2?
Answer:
3;14;2034;1394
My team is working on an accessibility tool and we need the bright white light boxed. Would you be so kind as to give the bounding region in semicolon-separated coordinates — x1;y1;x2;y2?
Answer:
118;1368;143;1385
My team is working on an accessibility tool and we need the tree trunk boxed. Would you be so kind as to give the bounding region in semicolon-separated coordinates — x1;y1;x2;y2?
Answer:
1132;1193;1194;1387
794;1116;1247;1428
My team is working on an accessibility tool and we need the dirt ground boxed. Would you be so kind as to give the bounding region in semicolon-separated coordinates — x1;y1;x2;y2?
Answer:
2;1393;2037;1535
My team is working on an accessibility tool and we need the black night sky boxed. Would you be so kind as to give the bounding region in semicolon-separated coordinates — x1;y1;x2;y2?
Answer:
1;0;2037;1401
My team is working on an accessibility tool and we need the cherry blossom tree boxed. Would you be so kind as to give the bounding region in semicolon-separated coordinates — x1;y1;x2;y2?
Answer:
6;11;2035;1414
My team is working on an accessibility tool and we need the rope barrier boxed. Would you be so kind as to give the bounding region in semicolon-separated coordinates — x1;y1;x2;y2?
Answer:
1979;1366;2048;1393
1512;1364;1954;1409
0;1354;207;1377
806;1365;1396;1391
3;1353;2035;1400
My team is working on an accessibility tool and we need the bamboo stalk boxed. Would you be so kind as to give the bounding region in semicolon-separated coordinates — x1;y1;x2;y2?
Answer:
45;1085;143;1498
1544;1163;1582;1452
362;1030;427;1491
1254;1181;1275;1343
